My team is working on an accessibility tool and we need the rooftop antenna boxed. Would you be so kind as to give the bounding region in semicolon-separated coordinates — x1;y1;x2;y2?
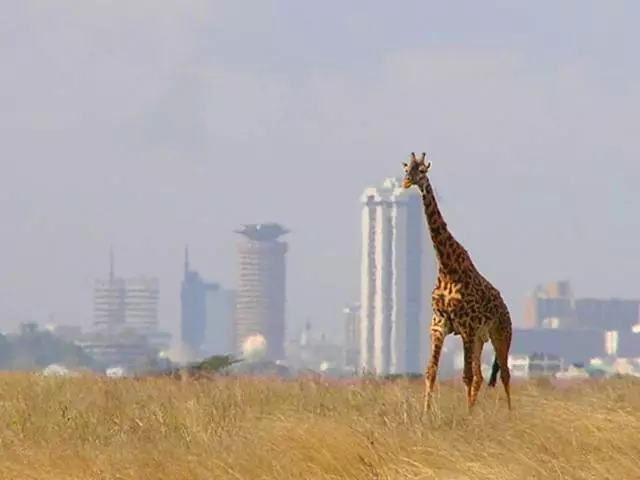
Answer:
184;244;190;276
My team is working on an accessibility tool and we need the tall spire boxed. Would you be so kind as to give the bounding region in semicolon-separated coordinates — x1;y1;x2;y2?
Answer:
109;245;115;283
184;244;190;276
300;318;312;346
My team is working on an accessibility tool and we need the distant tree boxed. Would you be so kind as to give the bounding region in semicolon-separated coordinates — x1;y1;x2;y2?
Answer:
1;325;95;371
0;333;12;367
191;354;240;372
382;373;423;382
142;354;241;380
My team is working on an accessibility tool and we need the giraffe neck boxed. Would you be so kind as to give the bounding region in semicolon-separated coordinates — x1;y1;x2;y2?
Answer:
418;176;469;275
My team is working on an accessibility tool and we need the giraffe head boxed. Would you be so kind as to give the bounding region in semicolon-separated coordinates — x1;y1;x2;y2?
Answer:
402;152;431;189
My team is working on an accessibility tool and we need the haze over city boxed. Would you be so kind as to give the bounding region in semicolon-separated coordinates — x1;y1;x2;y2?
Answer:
2;1;640;341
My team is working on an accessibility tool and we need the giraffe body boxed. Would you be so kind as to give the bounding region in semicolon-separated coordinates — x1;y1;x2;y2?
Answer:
402;152;512;413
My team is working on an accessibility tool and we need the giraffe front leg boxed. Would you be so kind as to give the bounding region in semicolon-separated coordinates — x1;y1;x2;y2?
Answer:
423;320;446;416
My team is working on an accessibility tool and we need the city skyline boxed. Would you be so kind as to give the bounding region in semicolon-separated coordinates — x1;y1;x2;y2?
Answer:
3;2;640;341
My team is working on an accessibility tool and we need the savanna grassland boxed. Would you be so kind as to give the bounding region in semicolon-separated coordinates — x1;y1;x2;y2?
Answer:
0;373;638;480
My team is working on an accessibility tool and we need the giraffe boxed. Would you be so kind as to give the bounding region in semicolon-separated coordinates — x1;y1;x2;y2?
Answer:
401;152;512;413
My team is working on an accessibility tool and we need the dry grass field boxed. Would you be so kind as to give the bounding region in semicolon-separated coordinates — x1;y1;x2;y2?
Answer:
0;374;638;480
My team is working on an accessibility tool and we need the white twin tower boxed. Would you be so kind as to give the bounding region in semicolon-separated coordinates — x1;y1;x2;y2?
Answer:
359;176;437;375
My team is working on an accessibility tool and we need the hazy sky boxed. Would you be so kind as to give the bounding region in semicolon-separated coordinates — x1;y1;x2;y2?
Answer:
2;1;640;340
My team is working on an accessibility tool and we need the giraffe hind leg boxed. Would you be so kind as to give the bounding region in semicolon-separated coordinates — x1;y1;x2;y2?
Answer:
489;328;513;410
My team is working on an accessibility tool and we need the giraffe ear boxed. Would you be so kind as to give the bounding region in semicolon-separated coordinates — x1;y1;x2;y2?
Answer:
401;162;408;168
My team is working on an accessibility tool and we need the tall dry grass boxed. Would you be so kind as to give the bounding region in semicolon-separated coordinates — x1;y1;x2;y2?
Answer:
0;373;638;479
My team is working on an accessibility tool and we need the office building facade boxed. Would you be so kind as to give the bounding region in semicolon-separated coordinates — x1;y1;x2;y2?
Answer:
93;251;159;333
203;287;236;356
180;247;235;357
234;223;289;360
524;280;640;332
180;247;219;355
359;176;436;375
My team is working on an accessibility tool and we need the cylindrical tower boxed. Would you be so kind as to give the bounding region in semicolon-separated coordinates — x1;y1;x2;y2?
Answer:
234;223;289;361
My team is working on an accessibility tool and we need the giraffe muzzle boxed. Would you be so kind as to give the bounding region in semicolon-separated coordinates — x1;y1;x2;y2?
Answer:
402;179;412;189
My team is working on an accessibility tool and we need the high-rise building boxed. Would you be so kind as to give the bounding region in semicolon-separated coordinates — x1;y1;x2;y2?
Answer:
180;247;235;358
203;287;236;356
180;246;219;355
359;176;436;375
343;302;361;371
234;223;289;361
93;249;159;333
89;249;169;368
124;277;160;332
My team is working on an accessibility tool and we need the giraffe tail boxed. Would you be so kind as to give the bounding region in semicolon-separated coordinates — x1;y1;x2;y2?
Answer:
487;356;499;387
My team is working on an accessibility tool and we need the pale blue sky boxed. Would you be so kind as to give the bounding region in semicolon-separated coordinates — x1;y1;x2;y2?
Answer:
1;1;640;339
